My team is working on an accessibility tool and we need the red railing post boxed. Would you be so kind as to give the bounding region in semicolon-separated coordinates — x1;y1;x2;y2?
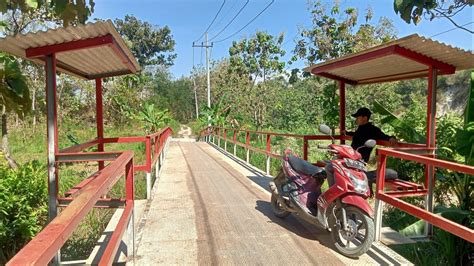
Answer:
303;136;308;161
266;134;271;175
96;78;105;170
374;152;387;241
339;80;346;145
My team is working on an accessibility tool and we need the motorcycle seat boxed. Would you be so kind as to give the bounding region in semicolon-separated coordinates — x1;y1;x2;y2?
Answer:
366;168;398;182
287;155;324;177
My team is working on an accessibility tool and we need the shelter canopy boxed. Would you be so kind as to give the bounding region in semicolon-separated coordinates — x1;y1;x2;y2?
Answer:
0;20;140;79
304;34;474;85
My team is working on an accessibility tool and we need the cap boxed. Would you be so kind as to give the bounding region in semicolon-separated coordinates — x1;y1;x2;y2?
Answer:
351;107;371;118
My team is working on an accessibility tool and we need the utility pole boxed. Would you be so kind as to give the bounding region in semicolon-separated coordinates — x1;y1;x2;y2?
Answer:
192;32;213;126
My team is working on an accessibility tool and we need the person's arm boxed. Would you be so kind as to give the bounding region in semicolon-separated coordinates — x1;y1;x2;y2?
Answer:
342;130;355;136
374;126;397;145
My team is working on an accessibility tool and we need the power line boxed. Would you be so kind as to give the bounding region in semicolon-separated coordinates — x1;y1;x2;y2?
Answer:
194;0;226;43
213;0;275;43
429;21;474;38
209;0;240;35
209;0;250;41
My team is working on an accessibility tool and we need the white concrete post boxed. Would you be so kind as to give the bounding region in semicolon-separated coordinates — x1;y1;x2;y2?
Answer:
246;148;250;163
374;199;384;241
146;172;152;199
266;156;270;176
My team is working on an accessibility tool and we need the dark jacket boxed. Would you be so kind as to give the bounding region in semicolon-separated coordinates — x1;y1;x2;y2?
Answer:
346;122;392;162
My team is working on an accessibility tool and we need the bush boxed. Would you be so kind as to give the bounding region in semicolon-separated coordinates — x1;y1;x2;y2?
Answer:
0;159;47;264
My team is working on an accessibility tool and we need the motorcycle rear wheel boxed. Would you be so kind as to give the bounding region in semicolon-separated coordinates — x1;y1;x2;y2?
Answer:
271;193;291;218
330;206;374;258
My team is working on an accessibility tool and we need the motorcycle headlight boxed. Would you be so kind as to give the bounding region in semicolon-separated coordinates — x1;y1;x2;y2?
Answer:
347;171;369;195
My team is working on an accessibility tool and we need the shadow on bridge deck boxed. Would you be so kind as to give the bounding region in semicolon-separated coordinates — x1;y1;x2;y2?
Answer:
132;140;411;265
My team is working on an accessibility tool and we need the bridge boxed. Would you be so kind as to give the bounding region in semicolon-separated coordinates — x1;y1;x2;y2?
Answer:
2;21;474;265
129;138;407;265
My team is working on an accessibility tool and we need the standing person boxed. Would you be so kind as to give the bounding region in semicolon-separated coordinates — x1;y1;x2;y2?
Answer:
342;107;397;162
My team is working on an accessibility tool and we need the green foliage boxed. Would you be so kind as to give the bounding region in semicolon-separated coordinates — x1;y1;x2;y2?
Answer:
372;100;425;143
136;103;172;133
229;31;286;83
199;93;232;128
294;0;396;63
0;0;95;27
393;0;473;33
0;159;47;263
115;15;176;67
0;53;31;116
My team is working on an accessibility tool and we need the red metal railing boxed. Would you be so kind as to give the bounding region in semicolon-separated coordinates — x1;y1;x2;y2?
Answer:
7;151;134;265
201;126;472;243
376;148;474;243
7;127;173;265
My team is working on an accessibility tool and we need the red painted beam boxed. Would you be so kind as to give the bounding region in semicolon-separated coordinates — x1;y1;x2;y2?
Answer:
7;151;133;265
317;72;358;85
102;137;147;143
311;46;397;75
378;148;474;175
59;139;100;153
99;201;133;265
26;34;114;58
377;193;474;243
108;37;138;73
393;46;455;74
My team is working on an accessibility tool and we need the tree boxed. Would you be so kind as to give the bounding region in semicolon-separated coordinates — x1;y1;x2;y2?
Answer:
228;31;286;130
229;31;286;84
0;0;94;27
293;1;396;64
0;0;95;168
293;1;397;131
393;0;473;34
114;15;177;67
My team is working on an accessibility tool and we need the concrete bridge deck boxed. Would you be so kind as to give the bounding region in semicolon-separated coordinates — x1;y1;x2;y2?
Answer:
132;140;410;265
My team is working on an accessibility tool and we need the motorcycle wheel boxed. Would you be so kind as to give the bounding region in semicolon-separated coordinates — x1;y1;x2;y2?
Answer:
330;206;374;258
271;193;290;218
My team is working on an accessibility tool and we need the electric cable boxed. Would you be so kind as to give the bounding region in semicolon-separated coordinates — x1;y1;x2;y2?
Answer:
194;0;226;42
209;0;250;41
429;21;473;38
213;0;275;43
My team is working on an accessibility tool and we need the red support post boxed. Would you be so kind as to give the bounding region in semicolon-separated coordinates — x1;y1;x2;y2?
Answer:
96;78;104;170
266;134;271;154
375;154;387;195
146;136;151;172
339;81;346;144
246;131;250;147
303;136;308;161
233;130;237;143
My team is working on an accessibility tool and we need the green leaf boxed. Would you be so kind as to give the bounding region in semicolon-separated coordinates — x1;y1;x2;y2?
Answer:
25;0;38;9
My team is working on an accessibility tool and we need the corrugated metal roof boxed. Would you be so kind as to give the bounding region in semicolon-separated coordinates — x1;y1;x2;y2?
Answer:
0;20;140;79
304;34;474;85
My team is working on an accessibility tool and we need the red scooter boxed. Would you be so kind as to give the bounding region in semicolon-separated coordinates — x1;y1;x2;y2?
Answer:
269;125;375;258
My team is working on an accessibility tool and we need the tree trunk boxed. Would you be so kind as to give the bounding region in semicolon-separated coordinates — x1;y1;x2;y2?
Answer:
1;106;18;169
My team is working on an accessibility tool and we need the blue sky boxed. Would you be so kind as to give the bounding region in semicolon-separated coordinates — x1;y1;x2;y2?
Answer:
92;0;473;78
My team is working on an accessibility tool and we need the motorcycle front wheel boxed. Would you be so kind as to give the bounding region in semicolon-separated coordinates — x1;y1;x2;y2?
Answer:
270;193;291;218
330;205;374;258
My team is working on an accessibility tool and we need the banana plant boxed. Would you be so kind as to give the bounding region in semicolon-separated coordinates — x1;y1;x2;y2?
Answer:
199;93;231;128
372;100;425;143
136;103;171;133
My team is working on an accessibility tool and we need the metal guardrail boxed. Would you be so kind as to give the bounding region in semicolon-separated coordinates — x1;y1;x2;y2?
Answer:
200;126;473;244
375;148;474;243
7;127;173;265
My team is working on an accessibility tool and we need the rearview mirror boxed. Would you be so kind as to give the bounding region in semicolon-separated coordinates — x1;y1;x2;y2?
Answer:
319;124;331;135
364;139;376;148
